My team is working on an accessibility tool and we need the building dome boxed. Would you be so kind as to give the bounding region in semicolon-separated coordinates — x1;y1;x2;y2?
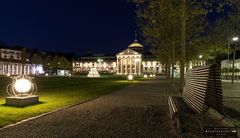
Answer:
128;40;144;48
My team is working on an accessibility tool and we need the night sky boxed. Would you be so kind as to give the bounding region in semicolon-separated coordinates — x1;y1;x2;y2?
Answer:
0;0;137;56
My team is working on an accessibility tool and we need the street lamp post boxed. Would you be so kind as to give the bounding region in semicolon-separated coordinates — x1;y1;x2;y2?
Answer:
227;41;230;80
199;55;203;66
232;37;238;83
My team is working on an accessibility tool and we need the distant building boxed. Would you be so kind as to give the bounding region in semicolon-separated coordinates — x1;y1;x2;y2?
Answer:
0;48;22;60
73;54;117;74
73;38;165;75
0;47;44;76
42;54;72;76
221;59;240;79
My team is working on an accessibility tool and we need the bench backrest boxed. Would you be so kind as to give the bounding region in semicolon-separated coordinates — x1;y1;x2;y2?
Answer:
183;64;223;114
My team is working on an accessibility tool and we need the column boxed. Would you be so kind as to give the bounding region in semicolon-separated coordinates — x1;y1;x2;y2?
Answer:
134;59;137;74
16;64;18;75
24;65;26;75
3;64;7;75
0;64;2;75
27;65;30;75
139;59;142;75
8;64;10;74
12;64;15;75
120;58;123;74
125;58;127;74
130;58;132;74
19;64;22;75
117;58;119;74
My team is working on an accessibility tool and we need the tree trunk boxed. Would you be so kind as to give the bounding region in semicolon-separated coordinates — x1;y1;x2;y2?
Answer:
165;64;168;77
180;0;186;93
166;63;170;79
171;41;175;87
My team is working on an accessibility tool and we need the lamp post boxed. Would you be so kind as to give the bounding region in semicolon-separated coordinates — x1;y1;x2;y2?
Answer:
232;37;238;83
227;41;230;80
199;55;202;66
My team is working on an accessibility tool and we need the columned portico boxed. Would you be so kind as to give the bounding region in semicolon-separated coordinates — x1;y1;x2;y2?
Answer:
116;49;142;75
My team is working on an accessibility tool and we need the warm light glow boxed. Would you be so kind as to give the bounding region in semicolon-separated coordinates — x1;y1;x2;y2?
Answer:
45;73;49;76
6;73;10;77
128;75;133;80
97;59;103;62
14;78;31;93
199;55;203;59
144;74;148;78
6;75;37;97
150;74;153;77
153;74;156;77
233;37;239;41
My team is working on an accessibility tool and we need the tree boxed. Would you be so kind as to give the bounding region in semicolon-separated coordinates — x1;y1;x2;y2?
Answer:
133;0;209;92
131;0;240;91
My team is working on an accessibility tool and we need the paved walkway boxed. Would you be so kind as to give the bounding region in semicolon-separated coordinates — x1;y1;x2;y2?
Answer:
0;79;179;138
222;81;240;98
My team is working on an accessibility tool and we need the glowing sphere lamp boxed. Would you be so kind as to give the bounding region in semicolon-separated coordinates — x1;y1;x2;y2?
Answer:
5;75;39;107
128;74;134;81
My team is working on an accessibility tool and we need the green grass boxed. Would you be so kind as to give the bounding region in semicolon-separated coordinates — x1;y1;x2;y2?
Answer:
0;76;142;127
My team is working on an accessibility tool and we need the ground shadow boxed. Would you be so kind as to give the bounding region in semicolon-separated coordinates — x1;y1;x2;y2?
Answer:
224;106;240;120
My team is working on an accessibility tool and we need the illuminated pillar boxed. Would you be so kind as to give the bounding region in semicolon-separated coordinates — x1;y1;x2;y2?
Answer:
24;65;27;75
12;64;15;75
120;57;123;74
0;64;2;75
3;64;6;74
19;65;22;75
130;58;132;74
134;59;137;74
139;59;142;75
117;58;119;74
125;58;127;74
27;65;30;75
16;64;19;75
8;64;11;74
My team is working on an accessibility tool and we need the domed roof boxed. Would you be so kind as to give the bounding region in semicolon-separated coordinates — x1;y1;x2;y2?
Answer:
128;40;143;48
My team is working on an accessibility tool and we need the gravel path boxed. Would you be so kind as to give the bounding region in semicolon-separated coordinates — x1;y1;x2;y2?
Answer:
0;79;179;138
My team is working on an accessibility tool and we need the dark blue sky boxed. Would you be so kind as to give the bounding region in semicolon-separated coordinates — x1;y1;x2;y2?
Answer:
0;0;137;55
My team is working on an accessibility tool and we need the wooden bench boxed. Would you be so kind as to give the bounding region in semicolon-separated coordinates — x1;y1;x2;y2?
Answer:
168;64;223;129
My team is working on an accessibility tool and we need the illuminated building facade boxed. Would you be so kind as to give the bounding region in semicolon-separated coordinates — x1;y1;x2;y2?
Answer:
0;47;44;76
73;39;164;75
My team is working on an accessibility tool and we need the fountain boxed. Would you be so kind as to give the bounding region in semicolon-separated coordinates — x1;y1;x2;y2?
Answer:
87;68;100;78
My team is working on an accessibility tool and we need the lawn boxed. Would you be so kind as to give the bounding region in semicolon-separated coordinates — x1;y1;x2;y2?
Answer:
0;76;141;127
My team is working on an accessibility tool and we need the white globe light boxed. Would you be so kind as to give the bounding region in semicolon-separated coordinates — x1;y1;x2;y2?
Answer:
14;78;32;93
128;75;133;80
144;74;148;78
233;37;239;41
